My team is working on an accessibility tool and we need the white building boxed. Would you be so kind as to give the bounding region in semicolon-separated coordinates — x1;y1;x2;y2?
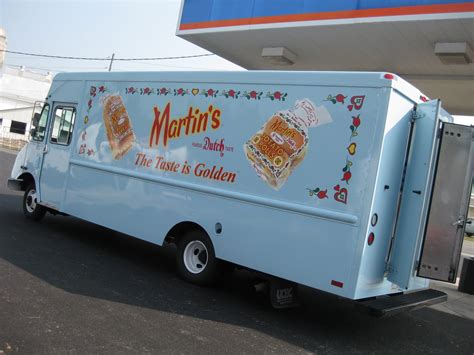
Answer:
0;28;52;143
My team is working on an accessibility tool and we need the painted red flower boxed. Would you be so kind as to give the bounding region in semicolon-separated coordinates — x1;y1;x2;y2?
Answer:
88;99;92;108
342;171;352;183
352;115;361;127
336;94;346;103
228;90;236;97
317;189;328;199
160;88;167;94
128;87;135;93
274;91;282;100
250;91;258;99
90;86;96;97
177;88;184;95
207;89;214;96
144;87;151;94
98;86;105;93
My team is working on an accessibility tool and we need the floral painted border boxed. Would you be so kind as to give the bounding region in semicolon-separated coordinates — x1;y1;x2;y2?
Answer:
125;86;288;101
307;94;366;205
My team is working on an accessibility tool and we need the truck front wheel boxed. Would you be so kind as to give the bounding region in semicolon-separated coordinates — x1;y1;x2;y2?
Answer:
177;230;220;286
23;183;46;221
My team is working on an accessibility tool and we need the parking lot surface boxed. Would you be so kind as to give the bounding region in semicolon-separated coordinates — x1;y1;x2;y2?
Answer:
0;149;473;354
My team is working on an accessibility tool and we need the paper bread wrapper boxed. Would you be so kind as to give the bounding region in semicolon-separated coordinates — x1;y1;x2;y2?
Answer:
244;99;332;190
102;94;135;160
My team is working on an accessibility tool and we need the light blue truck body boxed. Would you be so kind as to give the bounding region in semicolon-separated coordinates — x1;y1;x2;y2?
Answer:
10;71;456;300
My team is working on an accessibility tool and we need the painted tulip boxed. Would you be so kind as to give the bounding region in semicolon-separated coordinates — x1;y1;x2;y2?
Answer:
336;94;346;103
342;171;352;183
317;189;328;199
353;115;361;127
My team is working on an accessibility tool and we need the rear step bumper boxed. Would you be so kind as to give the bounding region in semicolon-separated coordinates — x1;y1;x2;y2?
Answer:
356;289;447;317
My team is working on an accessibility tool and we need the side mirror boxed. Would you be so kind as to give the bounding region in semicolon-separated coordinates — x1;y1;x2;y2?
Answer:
32;113;41;126
30;127;37;138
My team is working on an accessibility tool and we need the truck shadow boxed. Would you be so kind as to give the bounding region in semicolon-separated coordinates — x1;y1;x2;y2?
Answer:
0;193;473;352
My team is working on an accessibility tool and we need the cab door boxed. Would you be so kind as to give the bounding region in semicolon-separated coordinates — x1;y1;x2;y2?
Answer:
25;102;51;190
39;103;77;211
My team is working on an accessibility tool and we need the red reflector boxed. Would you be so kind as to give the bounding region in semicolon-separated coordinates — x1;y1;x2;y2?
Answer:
384;73;395;80
331;280;344;288
368;232;375;246
420;95;428;102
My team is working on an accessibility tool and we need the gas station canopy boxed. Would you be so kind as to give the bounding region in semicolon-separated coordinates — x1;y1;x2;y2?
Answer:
177;1;474;115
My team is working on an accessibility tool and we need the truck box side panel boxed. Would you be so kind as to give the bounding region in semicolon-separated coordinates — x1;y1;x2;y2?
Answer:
354;90;418;299
58;76;387;298
64;165;360;297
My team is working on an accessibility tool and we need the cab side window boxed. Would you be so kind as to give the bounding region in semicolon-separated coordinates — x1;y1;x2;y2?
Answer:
50;107;76;145
31;104;50;142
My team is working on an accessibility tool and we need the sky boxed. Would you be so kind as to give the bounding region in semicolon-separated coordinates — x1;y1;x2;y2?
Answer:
0;0;244;73
0;0;472;124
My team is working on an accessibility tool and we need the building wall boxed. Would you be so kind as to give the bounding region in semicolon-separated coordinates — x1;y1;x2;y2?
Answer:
0;107;33;133
0;66;51;139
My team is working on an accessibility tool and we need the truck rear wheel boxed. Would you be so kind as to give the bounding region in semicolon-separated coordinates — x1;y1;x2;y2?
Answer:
23;183;46;221
177;230;220;286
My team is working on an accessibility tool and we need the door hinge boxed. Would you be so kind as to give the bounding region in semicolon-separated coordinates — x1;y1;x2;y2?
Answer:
414;260;420;272
412;110;425;121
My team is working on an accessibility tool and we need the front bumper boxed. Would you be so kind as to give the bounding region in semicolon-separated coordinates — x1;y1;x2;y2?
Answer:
7;178;23;191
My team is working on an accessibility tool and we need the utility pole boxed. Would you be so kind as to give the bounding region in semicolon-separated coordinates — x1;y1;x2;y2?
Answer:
108;53;115;72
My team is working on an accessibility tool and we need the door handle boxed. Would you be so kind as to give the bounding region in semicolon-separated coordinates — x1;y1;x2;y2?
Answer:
43;145;49;154
451;216;465;227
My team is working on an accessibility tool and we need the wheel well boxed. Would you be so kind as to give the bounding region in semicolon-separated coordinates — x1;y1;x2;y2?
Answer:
18;173;35;191
164;221;208;245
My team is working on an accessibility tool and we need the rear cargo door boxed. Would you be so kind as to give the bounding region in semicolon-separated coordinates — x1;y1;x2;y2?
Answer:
387;100;442;289
417;122;473;282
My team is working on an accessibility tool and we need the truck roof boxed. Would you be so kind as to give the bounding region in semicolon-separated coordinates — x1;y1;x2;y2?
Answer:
53;70;425;100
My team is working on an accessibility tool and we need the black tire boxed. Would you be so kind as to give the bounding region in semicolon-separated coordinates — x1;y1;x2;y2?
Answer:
23;183;46;221
176;230;220;286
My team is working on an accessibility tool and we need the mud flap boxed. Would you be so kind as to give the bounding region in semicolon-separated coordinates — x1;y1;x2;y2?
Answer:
269;278;299;309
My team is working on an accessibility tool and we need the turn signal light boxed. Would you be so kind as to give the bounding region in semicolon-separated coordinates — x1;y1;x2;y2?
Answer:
368;233;375;246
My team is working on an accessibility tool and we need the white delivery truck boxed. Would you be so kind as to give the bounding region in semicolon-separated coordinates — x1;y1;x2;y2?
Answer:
8;71;473;315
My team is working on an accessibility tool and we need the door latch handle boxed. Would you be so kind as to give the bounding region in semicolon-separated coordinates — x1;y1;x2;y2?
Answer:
43;145;48;154
452;217;465;227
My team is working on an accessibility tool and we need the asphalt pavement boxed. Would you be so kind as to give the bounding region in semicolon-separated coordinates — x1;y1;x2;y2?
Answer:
0;149;473;354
